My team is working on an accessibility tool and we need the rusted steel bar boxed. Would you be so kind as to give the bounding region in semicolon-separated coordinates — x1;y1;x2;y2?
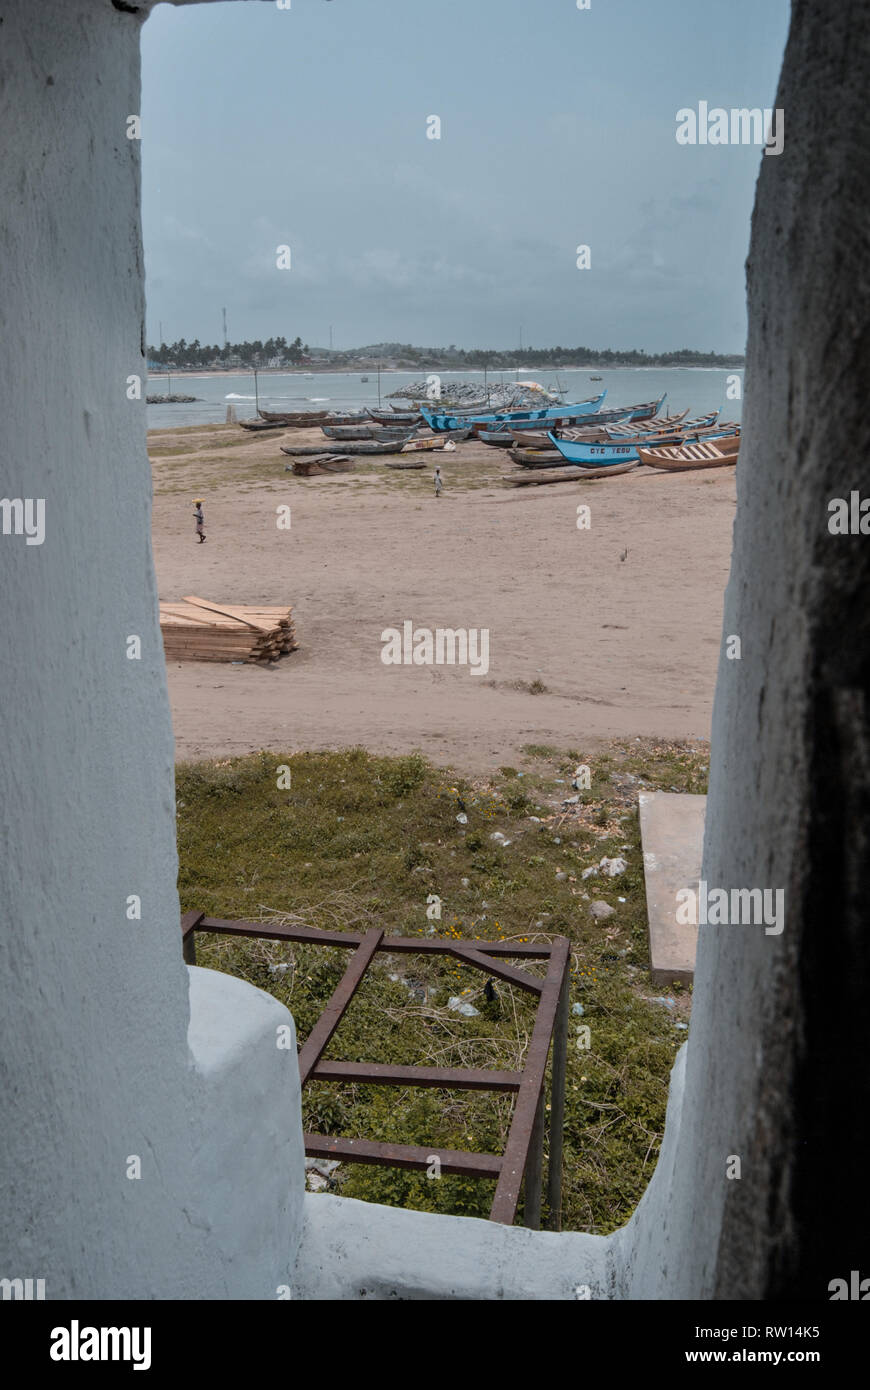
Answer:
188;915;553;959
523;1089;546;1229
180;910;204;965
545;963;571;1231
297;928;383;1086
488;936;571;1225
304;1133;502;1179
444;942;543;996
180;911;567;1223
311;1060;522;1092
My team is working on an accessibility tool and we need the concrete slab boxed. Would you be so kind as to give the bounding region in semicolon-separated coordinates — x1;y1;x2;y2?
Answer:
639;792;706;986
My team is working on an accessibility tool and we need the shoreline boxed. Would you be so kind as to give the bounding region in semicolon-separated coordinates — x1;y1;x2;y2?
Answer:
147;363;746;381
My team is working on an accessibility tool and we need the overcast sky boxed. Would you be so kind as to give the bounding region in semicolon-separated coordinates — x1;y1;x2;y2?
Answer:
141;0;790;353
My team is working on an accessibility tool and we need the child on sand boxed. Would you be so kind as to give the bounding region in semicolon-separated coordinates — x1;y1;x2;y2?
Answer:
433;467;443;499
193;498;206;542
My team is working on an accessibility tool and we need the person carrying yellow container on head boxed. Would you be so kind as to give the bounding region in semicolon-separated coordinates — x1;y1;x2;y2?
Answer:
193;498;206;543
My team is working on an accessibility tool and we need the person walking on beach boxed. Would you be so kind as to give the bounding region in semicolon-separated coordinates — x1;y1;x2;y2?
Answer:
433;467;443;499
193;497;206;542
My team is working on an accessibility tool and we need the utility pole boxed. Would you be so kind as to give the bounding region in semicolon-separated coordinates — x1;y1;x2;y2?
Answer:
222;307;228;349
329;325;334;351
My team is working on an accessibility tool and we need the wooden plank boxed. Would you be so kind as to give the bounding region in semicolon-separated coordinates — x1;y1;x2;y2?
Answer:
297;928;383;1085
181;596;264;631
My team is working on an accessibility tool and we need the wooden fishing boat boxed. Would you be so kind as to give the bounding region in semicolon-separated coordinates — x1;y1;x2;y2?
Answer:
421;391;606;433
509;446;571;467
507;396;674;446
604;410;716;439
281;436;413;457
540;409;694;447
637;435;740;470
548;423;739;467
318;456;357;472
624;392;667;422
284;456;334;476
283;453;354;475
504;461;638;486
478;428;518;445
385;458;427;469
367;408;423;425
238;418;286;431
401;430;470;451
322;424;417;440
259;408;330;425
471;413;590;442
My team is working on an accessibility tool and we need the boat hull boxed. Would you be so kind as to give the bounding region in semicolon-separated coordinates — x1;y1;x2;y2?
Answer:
421;391;606;432
548;424;737;466
323;424;416;440
637;436;740;470
281;437;413;456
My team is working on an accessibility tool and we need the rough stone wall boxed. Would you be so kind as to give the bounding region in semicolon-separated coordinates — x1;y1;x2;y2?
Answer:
621;0;870;1299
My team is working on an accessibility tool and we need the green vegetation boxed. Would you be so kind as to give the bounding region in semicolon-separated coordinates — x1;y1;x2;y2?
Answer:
177;740;707;1232
147;336;744;372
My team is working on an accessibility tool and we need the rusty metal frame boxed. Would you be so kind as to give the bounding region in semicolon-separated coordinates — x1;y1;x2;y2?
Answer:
181;911;570;1228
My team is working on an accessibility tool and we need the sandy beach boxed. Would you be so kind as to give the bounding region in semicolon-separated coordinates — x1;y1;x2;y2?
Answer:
151;423;736;770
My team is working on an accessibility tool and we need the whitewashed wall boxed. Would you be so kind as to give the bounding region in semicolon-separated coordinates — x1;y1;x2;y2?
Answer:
2;0;862;1302
0;0;304;1299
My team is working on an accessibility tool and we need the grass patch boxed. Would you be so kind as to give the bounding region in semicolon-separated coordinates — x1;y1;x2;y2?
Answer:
177;739;706;1232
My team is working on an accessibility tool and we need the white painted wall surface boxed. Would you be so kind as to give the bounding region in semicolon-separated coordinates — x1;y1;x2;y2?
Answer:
0;0;303;1299
293;1193;609;1300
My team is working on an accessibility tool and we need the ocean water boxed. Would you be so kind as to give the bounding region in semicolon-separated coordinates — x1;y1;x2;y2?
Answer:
146;366;744;431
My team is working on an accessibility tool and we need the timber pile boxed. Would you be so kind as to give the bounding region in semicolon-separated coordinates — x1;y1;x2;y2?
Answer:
159;595;297;664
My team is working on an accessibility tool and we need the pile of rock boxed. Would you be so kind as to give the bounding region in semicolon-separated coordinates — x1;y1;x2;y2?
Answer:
388;381;557;410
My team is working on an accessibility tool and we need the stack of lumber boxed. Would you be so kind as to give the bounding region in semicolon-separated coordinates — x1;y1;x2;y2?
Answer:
159;595;297;664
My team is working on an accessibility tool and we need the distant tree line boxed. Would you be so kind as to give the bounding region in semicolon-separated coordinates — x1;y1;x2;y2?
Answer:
350;343;745;368
147;337;744;370
146;336;307;368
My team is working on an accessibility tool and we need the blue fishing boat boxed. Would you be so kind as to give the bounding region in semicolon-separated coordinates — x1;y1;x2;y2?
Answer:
478;428;517;445
421;391;606;433
548;422;736;467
